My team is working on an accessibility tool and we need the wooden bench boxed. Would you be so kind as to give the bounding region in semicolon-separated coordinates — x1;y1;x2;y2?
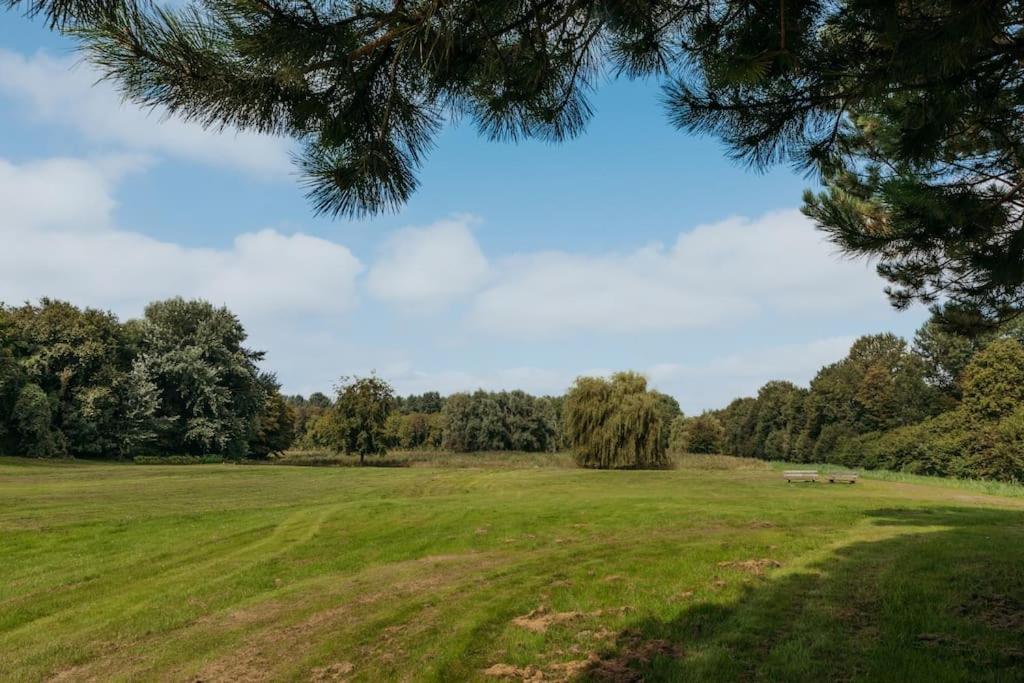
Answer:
784;470;819;483
826;472;859;484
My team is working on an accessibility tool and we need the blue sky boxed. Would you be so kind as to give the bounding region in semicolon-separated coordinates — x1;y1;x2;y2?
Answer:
0;12;930;412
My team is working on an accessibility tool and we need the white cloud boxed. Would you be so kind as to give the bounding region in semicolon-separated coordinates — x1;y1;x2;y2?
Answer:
366;216;490;309
0;156;133;232
0;49;292;176
0;151;910;412
645;336;857;412
0;156;361;321
373;335;858;412
471;210;885;337
382;363;570;397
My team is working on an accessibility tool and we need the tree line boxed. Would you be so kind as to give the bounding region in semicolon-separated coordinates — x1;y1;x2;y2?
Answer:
288;370;680;469
0;297;682;465
290;383;683;458
672;309;1024;482
8;297;1024;482
0;298;293;459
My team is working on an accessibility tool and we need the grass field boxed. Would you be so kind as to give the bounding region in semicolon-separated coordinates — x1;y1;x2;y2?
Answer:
2;455;1024;682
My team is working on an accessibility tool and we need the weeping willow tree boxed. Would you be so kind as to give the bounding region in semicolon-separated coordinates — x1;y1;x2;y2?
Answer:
563;372;668;470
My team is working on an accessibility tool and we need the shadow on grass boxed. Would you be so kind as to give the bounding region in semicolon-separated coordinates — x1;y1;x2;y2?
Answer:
579;507;1024;682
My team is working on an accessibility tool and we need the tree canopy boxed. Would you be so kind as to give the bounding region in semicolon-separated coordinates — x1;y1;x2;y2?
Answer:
0;297;290;459
564;371;669;469
324;374;395;463
707;313;1024;482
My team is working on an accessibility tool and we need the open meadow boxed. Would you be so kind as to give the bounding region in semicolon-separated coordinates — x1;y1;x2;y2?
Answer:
2;455;1024;682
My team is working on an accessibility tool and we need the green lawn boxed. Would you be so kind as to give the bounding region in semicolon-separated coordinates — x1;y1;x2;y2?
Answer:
2;456;1023;682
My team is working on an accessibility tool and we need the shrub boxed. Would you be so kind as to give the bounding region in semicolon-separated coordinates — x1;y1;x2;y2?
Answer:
962;408;1024;483
684;414;725;454
814;423;858;464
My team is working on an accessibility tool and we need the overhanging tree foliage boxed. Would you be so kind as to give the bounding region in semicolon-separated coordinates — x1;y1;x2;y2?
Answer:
671;1;1024;326
9;0;1024;323
564;371;668;469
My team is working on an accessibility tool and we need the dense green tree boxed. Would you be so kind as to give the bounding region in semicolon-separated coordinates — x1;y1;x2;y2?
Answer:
396;392;445;415
914;307;1024;400
138;298;266;457
798;334;938;456
505;390;558;452
326;375;395;464
0;298;291;459
972;408;1024;482
681;413;725;455
535;396;564;452
563;372;668;469
1;300;136;457
750;381;805;460
713;334;941;465
961;338;1024;422
302;409;337;450
425;412;447;449
913;317;984;401
651;391;683;450
0;309;25;452
668;415;688;452
441;390;557;453
707;327;1024;482
286;392;332;448
382;411;433;449
12;383;63;457
307;391;331;409
716;397;757;458
442;392;495;452
382;412;403;449
398;412;430;448
110;359;161;458
250;377;296;457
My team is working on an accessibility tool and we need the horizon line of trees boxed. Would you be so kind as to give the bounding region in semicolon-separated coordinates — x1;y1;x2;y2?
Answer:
671;308;1024;482
289;378;683;464
8;297;1024;482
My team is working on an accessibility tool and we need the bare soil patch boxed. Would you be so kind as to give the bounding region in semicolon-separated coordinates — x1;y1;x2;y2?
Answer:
512;607;586;633
955;593;1024;631
717;558;782;576
511;606;632;634
587;631;683;682
309;661;354;682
